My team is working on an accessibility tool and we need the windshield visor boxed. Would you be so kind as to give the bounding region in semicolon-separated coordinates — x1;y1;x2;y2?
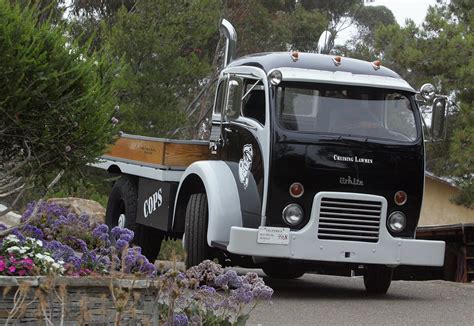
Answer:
276;83;418;142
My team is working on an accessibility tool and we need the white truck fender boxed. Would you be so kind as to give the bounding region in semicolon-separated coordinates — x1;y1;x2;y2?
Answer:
173;160;242;246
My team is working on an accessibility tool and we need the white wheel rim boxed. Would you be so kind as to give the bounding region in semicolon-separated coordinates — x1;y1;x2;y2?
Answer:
118;214;126;228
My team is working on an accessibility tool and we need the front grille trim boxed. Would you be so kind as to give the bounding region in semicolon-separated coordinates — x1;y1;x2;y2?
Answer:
317;195;383;243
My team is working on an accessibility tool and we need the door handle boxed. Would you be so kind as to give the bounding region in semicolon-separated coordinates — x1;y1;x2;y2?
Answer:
224;127;232;133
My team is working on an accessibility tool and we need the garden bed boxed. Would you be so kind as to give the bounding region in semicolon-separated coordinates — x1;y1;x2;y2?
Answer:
0;275;161;324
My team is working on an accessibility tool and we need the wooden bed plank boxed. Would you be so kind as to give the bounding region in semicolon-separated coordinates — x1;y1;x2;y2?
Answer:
164;142;209;167
105;137;209;168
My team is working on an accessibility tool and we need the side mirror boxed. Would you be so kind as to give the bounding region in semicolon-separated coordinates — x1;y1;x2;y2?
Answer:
419;83;436;101
431;96;447;140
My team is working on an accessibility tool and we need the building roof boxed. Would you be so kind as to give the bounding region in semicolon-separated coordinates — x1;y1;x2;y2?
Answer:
425;171;458;188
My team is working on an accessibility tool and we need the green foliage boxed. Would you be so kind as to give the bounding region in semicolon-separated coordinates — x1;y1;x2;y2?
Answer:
158;239;185;261
47;168;114;208
0;0;119;186
105;0;221;137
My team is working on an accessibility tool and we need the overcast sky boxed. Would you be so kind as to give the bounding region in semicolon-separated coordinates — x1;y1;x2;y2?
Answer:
336;0;438;44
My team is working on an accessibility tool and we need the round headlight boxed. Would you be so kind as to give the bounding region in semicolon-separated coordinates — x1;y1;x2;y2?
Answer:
282;203;303;226
387;211;406;232
269;70;282;85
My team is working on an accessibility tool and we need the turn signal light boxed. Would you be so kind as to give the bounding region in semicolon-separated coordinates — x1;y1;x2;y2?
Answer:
394;191;407;206
372;59;382;70
291;51;299;62
289;182;304;198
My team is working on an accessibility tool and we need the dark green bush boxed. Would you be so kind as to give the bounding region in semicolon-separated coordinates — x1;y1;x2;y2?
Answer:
0;1;120;187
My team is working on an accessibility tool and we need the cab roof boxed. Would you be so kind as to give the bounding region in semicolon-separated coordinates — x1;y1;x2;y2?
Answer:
227;52;402;80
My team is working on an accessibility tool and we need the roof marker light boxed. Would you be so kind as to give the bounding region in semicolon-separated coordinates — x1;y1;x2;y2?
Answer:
333;56;342;66
291;51;299;62
372;59;382;70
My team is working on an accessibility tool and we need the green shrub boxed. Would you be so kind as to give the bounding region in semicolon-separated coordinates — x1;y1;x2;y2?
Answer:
0;1;120;188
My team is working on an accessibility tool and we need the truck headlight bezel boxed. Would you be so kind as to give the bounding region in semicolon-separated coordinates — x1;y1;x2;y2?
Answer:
282;203;303;226
387;211;407;232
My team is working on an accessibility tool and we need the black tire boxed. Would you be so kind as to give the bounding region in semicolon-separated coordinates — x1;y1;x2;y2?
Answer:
363;265;393;294
105;176;164;261
105;176;139;233
184;193;210;268
262;261;305;279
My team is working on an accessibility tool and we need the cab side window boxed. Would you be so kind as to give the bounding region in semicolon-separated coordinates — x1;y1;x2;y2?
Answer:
225;77;243;120
242;80;266;125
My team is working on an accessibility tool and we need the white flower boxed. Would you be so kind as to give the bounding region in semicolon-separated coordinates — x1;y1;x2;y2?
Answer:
58;260;64;265
35;239;43;246
5;235;19;242
44;256;54;263
19;248;27;254
7;246;20;252
52;263;61;269
35;253;45;259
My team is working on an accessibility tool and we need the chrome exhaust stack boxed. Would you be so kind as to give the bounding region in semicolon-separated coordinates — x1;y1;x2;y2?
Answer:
220;19;237;67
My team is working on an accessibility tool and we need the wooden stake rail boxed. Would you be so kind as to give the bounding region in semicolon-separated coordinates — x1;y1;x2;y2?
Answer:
103;134;209;170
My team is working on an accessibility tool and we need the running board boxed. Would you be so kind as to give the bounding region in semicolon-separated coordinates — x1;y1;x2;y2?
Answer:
211;241;229;251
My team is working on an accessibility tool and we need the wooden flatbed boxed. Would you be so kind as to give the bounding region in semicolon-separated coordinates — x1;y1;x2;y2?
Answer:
103;133;209;170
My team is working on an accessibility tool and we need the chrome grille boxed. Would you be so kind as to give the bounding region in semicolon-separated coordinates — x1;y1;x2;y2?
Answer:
317;197;382;243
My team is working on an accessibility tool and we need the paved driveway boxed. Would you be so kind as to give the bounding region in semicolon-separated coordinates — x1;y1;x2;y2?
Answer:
246;271;474;326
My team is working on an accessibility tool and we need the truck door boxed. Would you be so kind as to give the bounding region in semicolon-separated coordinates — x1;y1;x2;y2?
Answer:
222;75;266;228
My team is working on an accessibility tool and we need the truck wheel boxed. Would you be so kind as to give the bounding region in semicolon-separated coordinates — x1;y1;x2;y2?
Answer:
105;176;163;261
105;176;139;233
363;265;393;294
184;193;210;268
262;262;305;279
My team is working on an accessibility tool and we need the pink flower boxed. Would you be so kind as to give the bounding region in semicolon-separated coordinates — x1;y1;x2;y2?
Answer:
18;269;26;276
8;266;16;273
0;260;5;272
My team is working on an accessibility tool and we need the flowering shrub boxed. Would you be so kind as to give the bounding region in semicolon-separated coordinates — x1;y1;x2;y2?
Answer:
154;260;274;325
2;202;275;324
1;202;157;277
0;235;64;276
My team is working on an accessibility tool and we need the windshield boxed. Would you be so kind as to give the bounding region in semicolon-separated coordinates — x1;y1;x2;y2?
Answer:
276;83;418;142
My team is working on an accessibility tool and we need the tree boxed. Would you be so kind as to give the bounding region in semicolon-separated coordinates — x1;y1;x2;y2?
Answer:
0;0;119;210
368;0;473;208
105;0;221;137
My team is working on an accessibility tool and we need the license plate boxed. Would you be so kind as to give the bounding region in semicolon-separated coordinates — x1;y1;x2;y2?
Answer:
257;227;290;245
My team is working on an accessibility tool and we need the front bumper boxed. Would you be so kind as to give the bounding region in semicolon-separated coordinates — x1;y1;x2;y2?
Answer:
227;192;445;267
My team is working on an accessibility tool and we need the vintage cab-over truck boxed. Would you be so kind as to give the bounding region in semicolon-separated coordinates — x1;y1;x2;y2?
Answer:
93;20;447;294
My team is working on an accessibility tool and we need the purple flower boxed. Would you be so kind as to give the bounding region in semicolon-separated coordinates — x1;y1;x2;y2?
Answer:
252;284;273;301
21;202;68;223
11;229;26;242
0;224;7;231
98;256;111;268
143;262;157;276
231;283;253;304
92;224;109;241
214;274;229;289
199;285;216;294
111;226;134;243
22;225;44;239
115;239;128;251
45;240;75;262
173;313;189;326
